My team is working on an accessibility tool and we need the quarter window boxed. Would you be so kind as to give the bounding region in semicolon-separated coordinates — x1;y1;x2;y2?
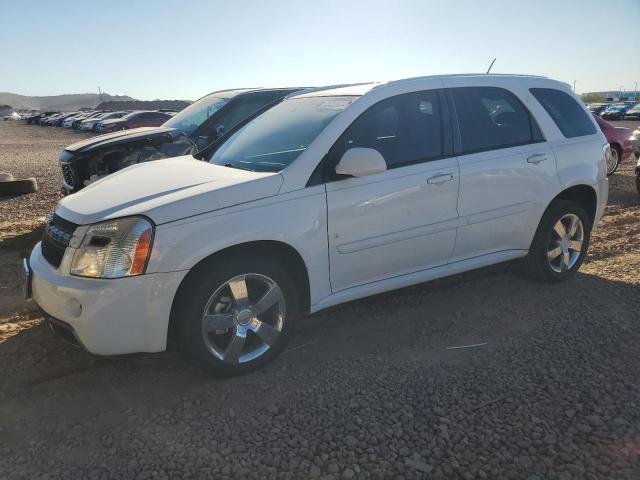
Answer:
451;87;542;154
339;91;444;169
530;88;596;138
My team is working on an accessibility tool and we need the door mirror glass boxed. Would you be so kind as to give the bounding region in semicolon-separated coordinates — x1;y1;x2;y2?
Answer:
335;147;387;177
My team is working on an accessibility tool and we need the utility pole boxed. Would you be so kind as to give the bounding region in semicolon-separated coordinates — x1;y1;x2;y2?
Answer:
635;81;638;101
98;86;103;105
573;80;577;93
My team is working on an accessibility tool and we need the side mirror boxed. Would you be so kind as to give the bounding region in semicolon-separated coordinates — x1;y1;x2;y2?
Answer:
196;135;212;149
335;147;387;177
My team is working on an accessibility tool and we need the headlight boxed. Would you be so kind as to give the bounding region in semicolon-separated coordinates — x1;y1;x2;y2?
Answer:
71;217;154;278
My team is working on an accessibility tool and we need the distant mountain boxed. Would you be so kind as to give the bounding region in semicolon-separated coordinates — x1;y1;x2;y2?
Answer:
96;100;191;111
0;92;137;111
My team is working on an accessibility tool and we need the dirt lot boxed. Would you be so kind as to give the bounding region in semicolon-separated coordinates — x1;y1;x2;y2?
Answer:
1;120;639;479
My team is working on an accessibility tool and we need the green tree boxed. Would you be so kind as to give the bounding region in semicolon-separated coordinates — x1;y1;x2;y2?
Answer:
581;94;607;103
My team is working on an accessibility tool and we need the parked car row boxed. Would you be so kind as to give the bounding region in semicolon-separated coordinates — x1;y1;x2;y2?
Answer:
23;75;613;375
22;109;177;131
586;101;640;120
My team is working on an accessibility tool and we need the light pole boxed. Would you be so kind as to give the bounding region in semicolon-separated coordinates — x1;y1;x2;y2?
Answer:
635;81;638;101
573;80;577;92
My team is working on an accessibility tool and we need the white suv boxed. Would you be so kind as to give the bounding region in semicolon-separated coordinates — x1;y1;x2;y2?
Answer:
26;75;609;374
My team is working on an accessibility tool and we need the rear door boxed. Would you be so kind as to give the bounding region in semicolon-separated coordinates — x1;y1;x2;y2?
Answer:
447;85;559;261
325;89;460;292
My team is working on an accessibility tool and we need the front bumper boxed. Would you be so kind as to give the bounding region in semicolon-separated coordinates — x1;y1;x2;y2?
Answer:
29;242;188;355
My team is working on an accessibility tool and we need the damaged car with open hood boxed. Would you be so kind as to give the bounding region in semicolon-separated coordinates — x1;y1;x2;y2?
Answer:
58;88;302;193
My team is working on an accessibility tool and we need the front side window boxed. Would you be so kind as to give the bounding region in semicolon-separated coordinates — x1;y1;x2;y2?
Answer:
164;95;229;135
337;90;444;169
209;96;356;172
530;88;596;138
452;87;542;153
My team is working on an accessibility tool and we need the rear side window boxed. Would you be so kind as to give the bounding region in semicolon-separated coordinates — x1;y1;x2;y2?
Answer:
339;90;444;169
530;88;596;138
451;87;542;154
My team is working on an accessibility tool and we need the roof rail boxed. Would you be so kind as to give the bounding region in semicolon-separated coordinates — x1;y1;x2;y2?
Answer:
385;73;549;85
285;82;376;99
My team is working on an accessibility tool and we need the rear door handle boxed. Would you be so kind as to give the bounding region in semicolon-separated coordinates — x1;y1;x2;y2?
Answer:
527;154;548;165
427;173;454;185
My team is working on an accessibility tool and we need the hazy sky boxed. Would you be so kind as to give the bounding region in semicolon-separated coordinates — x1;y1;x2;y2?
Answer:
1;0;639;100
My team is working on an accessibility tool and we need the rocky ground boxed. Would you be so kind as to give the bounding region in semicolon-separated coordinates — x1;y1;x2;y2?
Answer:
0;120;639;479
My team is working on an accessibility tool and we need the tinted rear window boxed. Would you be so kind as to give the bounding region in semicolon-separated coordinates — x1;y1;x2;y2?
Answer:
451;87;542;154
530;88;596;138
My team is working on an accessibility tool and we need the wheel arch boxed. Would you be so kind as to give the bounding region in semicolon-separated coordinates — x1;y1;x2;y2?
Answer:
167;240;311;346
551;184;598;226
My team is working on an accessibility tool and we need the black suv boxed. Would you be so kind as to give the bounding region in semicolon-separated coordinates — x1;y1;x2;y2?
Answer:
59;88;302;193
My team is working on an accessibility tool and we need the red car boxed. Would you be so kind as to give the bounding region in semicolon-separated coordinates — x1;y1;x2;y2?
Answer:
594;114;634;175
98;111;173;133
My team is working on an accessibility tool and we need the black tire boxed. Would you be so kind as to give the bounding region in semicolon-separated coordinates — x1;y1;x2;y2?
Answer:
174;254;299;375
0;178;38;196
607;144;621;176
523;200;591;283
636;175;640;195
0;172;14;182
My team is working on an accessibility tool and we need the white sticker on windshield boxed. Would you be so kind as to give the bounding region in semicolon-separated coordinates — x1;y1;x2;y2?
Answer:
317;99;353;110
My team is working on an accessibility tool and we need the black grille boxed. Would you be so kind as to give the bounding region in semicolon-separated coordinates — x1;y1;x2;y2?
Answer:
61;162;75;188
41;214;78;268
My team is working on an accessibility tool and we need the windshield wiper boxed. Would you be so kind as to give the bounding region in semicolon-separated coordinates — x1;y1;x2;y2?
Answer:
223;162;255;172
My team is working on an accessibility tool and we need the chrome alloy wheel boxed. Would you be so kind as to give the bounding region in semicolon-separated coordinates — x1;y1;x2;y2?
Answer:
201;274;285;364
547;213;584;273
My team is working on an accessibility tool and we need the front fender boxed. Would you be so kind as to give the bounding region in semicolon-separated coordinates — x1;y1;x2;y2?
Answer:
150;186;331;306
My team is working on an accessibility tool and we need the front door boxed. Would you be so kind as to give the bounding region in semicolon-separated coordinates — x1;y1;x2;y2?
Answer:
325;90;460;292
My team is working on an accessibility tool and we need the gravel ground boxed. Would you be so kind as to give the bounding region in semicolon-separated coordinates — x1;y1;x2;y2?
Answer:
1;120;639;479
0;121;90;238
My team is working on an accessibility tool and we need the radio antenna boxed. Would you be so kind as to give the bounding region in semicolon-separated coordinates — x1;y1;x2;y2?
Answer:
486;58;496;74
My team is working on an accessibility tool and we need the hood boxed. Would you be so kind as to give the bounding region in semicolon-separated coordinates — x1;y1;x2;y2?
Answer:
56;156;283;225
64;126;176;152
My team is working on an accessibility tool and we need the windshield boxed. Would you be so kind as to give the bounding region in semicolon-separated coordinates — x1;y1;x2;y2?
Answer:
209;95;356;172
120;111;139;120
164;95;229;135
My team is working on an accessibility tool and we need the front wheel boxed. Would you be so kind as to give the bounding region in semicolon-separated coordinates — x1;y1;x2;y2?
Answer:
635;174;640;195
607;144;621;176
523;200;591;282
174;255;299;375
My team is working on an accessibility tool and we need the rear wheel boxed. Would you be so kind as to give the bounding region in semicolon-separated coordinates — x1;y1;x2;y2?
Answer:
606;144;621;176
523;200;591;282
174;255;298;375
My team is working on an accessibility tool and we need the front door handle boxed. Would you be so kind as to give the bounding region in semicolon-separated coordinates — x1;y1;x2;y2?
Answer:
527;154;548;165
427;173;454;185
